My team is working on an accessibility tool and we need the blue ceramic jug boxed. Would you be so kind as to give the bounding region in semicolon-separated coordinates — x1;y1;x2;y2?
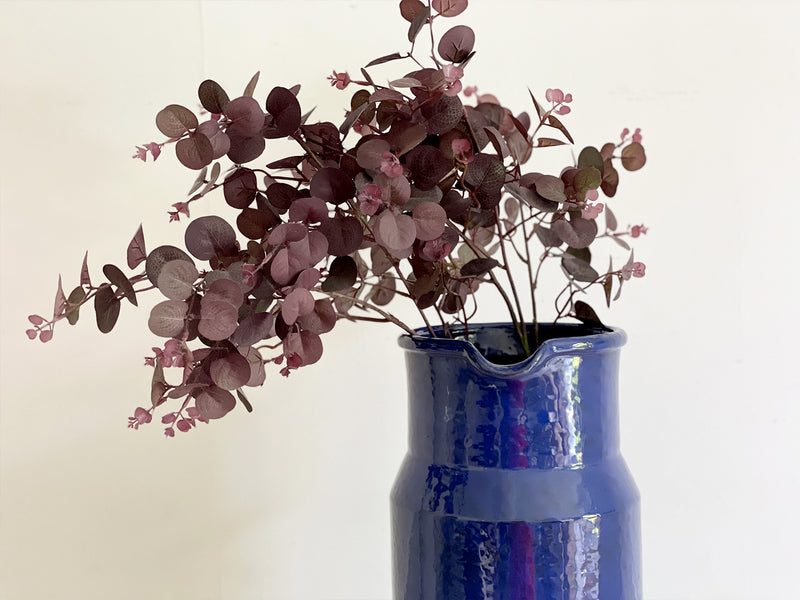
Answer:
392;323;641;599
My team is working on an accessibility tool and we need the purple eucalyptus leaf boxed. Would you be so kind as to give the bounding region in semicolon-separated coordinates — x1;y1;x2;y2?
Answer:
310;167;356;205
289;196;328;224
226;131;266;164
205;278;244;308
318;215;363;256
210;352;251;391
407;5;430;43
464;153;504;208
103;264;137;306
321;256;358;292
94;283;121;334
405;145;452;191
461;257;499;277
237;207;278;240
298;299;337;334
176;133;214;170
266;182;299;211
145;245;193;286
432;0;468;17
438;25;474;62
148;299;188;338
551;216;598;249
562;253;599;283
198;79;230;114
283;330;323;366
412;201;447;241
225;96;265;137
356;138;391;170
602;160;620;197
156;260;199;300
266;86;302;137
605;204;618;231
374;211;416;252
184;215;238;260
281;288;315;325
621;142;647;171
223;168;258;209
198;299;238;341
197;120;231;160
421;93;463;136
127;225;147;269
195;386;236;420
156;104;198;138
399;0;425;22
241;346;267;387
268;222;308;246
231;312;274;348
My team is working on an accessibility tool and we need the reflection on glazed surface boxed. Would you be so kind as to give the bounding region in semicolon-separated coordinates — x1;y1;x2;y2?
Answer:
392;324;641;600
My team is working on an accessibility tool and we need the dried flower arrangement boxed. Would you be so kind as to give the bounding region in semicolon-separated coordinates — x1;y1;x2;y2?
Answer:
27;0;646;436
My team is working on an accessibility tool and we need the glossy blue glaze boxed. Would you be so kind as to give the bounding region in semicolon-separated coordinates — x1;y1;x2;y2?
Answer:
391;323;641;600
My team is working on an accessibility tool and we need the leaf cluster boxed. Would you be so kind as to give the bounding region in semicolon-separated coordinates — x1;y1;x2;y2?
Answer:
29;0;647;435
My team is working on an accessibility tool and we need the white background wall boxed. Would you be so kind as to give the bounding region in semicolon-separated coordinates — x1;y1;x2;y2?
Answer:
1;1;798;599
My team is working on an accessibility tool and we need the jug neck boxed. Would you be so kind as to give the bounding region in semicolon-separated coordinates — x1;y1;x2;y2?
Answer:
399;323;626;470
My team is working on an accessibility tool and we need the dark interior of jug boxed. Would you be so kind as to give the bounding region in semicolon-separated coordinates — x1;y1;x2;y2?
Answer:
448;322;612;365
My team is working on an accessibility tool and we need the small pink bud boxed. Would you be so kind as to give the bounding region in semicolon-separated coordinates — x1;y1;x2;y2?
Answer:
621;128;630;140
26;329;38;340
631;224;648;238
28;315;44;325
327;70;352;90
39;330;53;343
132;146;148;161
546;88;564;104
632;262;646;278
164;427;175;438
176;419;191;433
146;142;161;161
463;85;478;97
162;413;177;425
632;128;642;143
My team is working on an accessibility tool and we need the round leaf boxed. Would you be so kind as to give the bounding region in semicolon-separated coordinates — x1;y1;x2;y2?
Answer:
412;201;447;241
621;142;647;171
356;138;391;170
318;215;363;256
438;25;475;62
265;86;302;137
175;133;214;170
322;256;358;292
226;131;266;164
198;299;238;341
195;386;236;420
184;215;238;260
94;283;121;334
224;96;265;137
198;79;230;114
374;211;416;251
156;260;199;300
145;246;193;286
237;207;278;240
552;216;598;249
310;167;356;205
148;300;188;338
283;330;323;367
231;312;274;348
432;0;468;17
223;168;258;209
298;299;337;334
156;104;198;138
210;352;251;390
